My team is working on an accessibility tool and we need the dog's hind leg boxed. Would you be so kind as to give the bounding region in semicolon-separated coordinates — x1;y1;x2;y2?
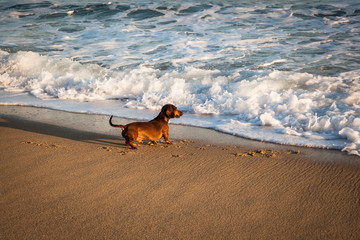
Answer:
122;129;138;149
126;140;137;149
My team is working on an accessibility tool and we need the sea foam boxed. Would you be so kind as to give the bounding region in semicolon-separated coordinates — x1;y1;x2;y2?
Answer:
0;50;359;156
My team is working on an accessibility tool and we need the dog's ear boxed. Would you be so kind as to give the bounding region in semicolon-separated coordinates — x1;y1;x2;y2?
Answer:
166;107;174;118
162;104;175;118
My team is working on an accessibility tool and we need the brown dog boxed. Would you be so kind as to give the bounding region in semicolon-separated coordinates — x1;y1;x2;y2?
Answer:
109;104;183;149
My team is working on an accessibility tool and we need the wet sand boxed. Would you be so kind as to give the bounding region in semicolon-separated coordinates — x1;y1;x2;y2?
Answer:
1;106;360;239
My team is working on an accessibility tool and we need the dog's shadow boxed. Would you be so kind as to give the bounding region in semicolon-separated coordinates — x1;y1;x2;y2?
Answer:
0;115;126;148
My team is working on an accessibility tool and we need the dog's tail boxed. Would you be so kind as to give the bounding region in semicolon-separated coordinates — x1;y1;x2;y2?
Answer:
109;116;126;130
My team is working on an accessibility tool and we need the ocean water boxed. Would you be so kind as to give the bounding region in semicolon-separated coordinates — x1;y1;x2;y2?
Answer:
0;0;360;156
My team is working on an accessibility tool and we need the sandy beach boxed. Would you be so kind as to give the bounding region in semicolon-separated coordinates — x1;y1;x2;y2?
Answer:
1;106;360;239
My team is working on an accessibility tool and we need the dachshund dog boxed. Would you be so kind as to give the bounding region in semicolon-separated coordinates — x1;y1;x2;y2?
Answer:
109;104;183;149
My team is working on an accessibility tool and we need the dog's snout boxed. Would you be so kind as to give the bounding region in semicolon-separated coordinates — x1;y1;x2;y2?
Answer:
175;110;183;118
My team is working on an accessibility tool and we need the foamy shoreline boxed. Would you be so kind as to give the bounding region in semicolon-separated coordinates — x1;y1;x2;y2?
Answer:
1;105;359;165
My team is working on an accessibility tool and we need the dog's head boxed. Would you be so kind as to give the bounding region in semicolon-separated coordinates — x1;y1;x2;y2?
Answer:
162;104;183;119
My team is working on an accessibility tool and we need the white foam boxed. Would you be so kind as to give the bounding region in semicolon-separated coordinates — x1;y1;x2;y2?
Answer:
6;11;34;19
257;59;289;68
339;128;360;156
0;50;359;156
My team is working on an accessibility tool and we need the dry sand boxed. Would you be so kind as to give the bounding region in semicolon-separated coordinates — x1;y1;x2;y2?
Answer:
1;106;360;239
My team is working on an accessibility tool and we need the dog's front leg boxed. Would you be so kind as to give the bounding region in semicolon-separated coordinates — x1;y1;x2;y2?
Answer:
163;131;173;144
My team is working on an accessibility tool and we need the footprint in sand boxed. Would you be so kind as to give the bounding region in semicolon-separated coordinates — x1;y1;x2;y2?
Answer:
46;144;62;149
97;146;129;155
21;141;62;149
286;150;301;154
98;146;112;152
234;149;279;158
235;149;302;158
180;139;194;144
